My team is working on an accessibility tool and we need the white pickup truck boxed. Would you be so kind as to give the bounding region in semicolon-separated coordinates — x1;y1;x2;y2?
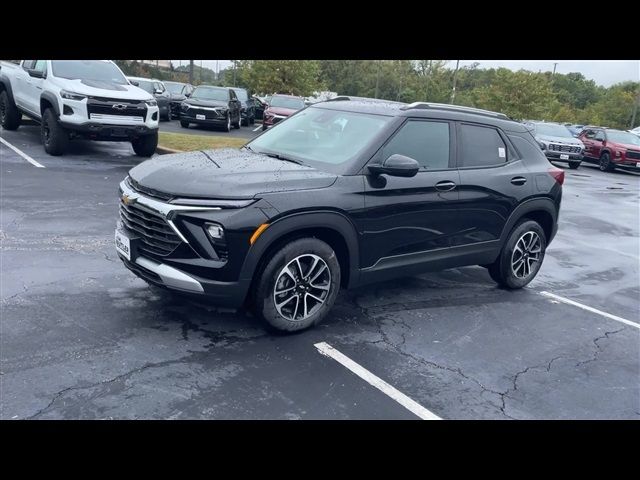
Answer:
0;60;159;156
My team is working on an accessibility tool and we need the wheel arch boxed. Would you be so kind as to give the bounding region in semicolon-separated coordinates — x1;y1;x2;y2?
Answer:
40;92;60;117
240;211;360;291
500;198;558;247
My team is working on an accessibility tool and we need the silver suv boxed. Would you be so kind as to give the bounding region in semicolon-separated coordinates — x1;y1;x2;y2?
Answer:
526;121;584;169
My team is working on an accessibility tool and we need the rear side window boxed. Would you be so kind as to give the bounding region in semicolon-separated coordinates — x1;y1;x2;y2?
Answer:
458;124;508;167
382;120;451;170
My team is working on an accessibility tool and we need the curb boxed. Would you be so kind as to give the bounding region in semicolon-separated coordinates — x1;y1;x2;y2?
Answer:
156;146;183;155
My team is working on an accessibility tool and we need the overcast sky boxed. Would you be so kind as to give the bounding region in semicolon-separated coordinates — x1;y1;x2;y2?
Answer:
172;60;639;88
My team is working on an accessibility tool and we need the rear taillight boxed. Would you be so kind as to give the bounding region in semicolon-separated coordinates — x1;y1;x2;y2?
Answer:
548;168;565;186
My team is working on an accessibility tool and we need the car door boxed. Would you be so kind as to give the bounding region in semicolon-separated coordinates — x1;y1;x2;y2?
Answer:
12;60;36;111
21;60;47;117
454;122;533;248
591;129;606;158
229;89;240;123
360;118;461;273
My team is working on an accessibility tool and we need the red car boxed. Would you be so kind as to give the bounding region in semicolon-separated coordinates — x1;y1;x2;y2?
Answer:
580;126;640;172
261;94;306;131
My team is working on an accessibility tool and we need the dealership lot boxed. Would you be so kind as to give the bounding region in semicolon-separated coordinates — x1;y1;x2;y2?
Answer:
1;123;638;420
160;118;261;139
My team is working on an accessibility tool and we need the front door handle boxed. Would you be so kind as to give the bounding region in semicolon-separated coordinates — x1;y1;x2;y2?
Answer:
435;180;456;192
511;176;527;186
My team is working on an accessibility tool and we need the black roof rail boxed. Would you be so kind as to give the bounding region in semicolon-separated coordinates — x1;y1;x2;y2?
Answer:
400;102;510;120
325;95;404;104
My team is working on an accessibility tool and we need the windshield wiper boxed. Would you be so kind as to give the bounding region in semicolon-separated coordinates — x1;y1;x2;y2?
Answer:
264;152;304;166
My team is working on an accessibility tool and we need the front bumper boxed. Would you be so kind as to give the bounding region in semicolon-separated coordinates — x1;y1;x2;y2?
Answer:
60;121;158;140
180;112;228;125
614;161;640;172
545;151;583;162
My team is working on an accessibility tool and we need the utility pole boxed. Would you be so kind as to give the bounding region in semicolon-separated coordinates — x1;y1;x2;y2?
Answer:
189;60;194;84
553;62;558;75
374;60;381;99
233;61;237;86
450;60;460;104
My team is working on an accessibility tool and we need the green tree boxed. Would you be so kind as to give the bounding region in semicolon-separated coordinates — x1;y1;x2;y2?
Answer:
239;60;324;96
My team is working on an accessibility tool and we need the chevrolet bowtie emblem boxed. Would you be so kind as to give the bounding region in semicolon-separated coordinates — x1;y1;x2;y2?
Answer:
122;193;137;206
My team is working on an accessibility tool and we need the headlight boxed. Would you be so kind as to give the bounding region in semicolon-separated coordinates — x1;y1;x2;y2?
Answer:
538;140;546;150
205;223;225;240
181;103;190;111
60;90;86;101
615;151;621;157
145;99;157;107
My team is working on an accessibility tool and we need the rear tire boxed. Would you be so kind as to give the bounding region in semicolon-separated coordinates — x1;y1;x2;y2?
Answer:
41;108;69;156
131;132;158;157
251;238;341;332
180;120;189;128
487;219;547;289
0;90;21;130
599;152;614;172
568;161;580;169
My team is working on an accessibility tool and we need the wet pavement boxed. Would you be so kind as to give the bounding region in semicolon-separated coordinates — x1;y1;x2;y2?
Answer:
1;123;639;419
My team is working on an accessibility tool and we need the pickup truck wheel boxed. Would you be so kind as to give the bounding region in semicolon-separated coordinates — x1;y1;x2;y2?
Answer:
41;108;69;156
0;90;22;130
180;120;189;128
599;152;614;172
131;132;158;157
252;238;341;332
568;161;581;169
488;219;546;289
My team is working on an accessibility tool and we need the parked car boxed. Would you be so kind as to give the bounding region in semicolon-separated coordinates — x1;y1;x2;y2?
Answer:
579;127;640;172
127;76;171;121
0;60;159;156
115;98;563;332
229;87;255;126
262;94;305;130
526;121;584;169
164;81;194;119
179;85;241;132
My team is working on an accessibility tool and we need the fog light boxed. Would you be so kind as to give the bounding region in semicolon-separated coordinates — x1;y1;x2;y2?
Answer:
205;223;224;240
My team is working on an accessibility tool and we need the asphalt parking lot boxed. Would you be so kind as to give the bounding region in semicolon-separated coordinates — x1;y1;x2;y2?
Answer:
160;117;261;139
1;122;639;420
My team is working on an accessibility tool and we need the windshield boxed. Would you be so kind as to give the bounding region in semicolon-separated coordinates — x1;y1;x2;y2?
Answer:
164;82;185;94
192;87;228;101
132;79;155;94
534;123;574;138
51;60;128;84
232;89;248;101
607;130;640;146
247;107;392;168
270;96;305;110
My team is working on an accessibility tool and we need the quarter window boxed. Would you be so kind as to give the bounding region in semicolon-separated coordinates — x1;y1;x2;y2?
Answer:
459;124;508;167
381;120;451;170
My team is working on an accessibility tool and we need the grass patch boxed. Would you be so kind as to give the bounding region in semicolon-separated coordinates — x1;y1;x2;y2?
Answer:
158;132;246;152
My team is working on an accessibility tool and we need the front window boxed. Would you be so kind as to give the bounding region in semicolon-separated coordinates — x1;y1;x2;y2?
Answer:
233;89;248;101
269;96;305;110
51;60;128;85
606;130;640;146
164;82;185;94
533;123;574;138
191;87;229;101
247;107;392;169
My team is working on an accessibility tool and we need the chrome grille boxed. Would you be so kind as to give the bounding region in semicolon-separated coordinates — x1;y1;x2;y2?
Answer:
119;202;181;256
549;143;581;153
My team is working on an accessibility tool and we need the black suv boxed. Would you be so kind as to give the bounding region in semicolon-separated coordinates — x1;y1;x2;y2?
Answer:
230;87;256;126
115;98;563;332
164;81;194;119
179;85;242;132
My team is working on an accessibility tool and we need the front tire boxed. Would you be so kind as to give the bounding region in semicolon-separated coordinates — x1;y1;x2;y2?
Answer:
131;132;158;157
568;161;581;169
488;219;547;289
0;90;21;130
180;120;189;128
41;108;69;156
233;111;241;129
599;152;614;172
252;238;341;332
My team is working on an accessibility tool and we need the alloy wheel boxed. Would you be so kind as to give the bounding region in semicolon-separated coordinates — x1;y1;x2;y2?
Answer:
273;254;331;321
511;231;542;278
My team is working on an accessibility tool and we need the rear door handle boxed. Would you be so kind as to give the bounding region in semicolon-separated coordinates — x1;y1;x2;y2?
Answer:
435;180;456;192
511;176;527;186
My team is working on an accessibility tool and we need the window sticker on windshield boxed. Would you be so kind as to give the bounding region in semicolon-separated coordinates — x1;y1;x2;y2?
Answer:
498;147;506;158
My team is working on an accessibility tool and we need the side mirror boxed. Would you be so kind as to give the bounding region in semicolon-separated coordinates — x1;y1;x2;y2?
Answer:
368;154;419;178
185;92;191;97
129;80;139;86
154;89;163;95
28;70;45;79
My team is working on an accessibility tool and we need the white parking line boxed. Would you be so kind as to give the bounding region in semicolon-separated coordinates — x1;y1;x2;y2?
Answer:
314;342;442;420
0;136;45;168
252;125;262;132
540;291;640;330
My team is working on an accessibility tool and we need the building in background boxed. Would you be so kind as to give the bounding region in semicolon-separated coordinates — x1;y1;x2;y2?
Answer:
137;60;172;70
